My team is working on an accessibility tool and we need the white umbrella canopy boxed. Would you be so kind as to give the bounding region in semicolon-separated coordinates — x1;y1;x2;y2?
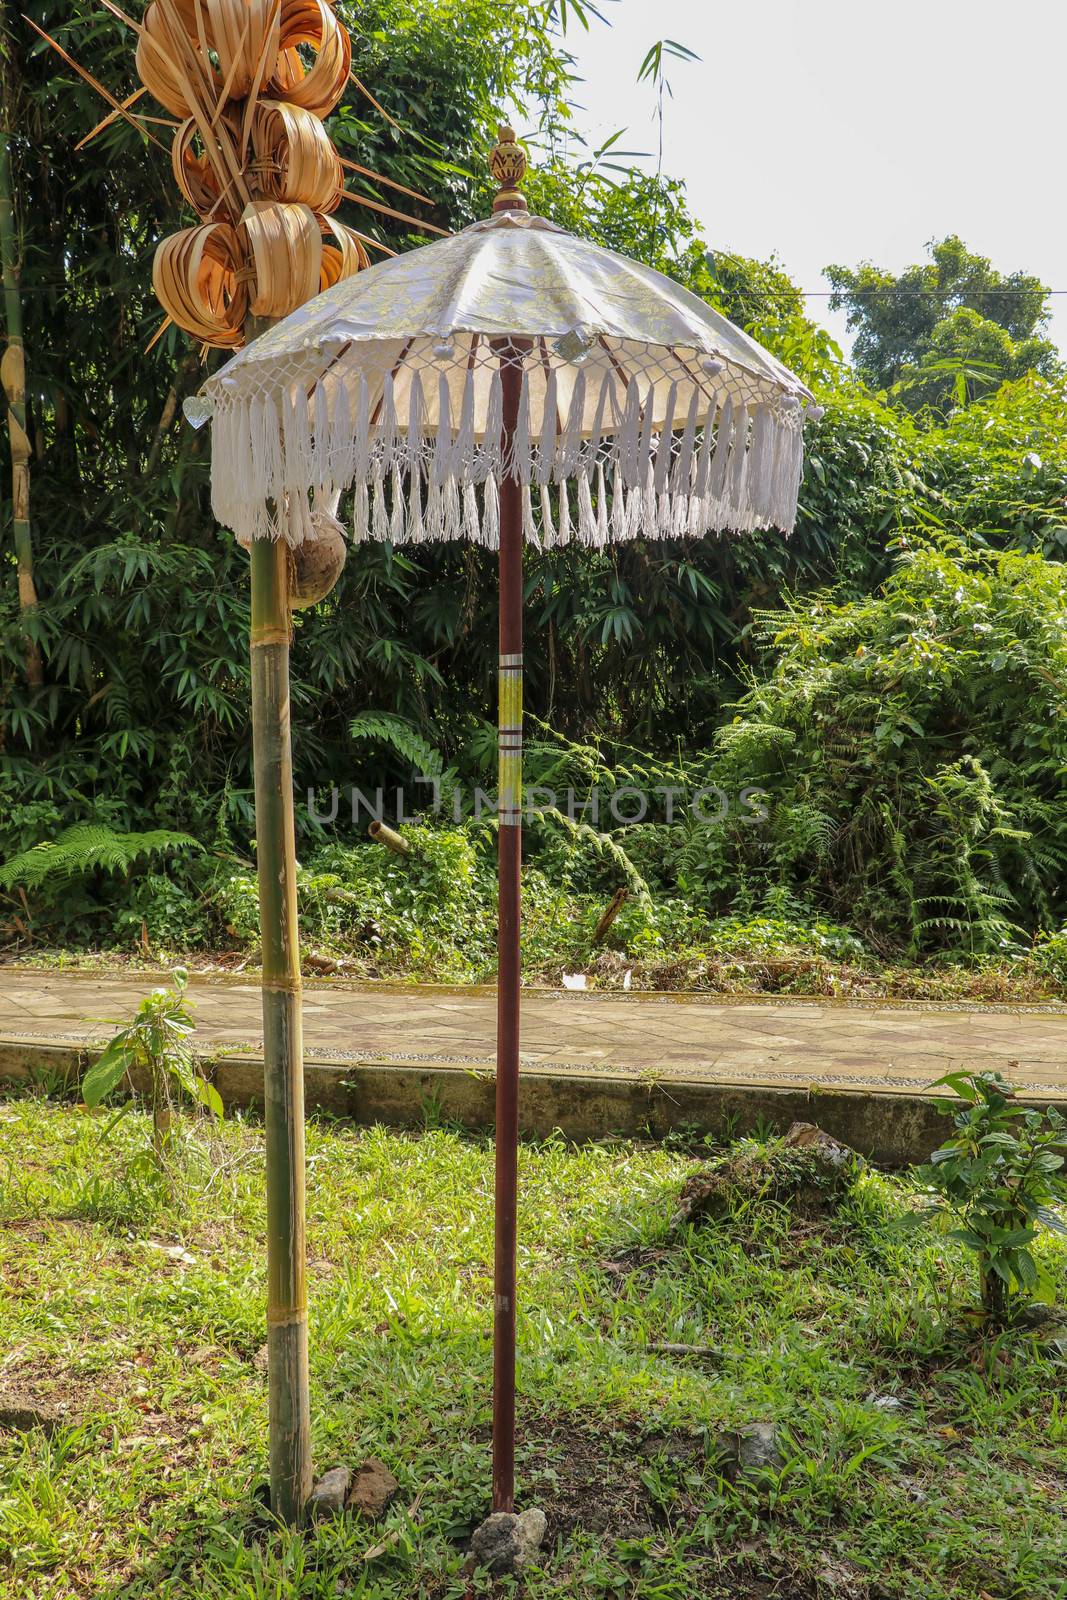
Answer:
200;176;818;550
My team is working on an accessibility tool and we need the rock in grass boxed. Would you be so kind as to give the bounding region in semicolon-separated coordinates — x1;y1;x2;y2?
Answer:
783;1121;856;1169
308;1465;352;1518
347;1457;399;1520
866;1392;906;1414
467;1508;548;1574
715;1421;783;1481
737;1421;783;1475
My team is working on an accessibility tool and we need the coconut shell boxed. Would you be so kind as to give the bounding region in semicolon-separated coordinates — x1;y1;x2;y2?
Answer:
289;524;347;607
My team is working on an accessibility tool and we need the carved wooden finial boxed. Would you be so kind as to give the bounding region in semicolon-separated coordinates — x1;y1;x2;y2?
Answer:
489;124;528;213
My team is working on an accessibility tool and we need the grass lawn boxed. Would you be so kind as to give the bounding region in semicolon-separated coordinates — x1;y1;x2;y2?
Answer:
0;1095;1065;1599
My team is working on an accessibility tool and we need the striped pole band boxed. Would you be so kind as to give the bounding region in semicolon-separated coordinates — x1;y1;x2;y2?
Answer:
498;652;523;827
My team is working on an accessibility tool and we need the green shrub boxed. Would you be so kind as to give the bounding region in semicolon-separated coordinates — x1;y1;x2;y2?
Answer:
301;826;497;978
923;373;1067;558
114;872;211;950
910;1071;1067;1321
213;868;263;950
81;968;221;1166
1029;926;1067;987
706;541;1067;955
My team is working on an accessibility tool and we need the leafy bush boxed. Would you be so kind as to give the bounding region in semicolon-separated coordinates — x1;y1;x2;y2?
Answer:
114;871;212;951
1030;926;1067;987
82;968;221;1164
213;868;265;951
706;541;1067;955
923;374;1067;558
301;826;497;979
910;1071;1067;1321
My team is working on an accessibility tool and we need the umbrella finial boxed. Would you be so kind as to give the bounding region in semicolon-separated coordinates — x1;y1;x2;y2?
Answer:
490;124;528;214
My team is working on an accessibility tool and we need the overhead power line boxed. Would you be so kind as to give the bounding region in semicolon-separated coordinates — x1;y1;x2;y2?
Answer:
797;289;1067;298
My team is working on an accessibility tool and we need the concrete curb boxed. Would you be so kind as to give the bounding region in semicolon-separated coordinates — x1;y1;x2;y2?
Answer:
7;1036;1062;1166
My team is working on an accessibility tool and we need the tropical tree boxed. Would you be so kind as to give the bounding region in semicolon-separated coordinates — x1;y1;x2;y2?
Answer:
826;234;1059;405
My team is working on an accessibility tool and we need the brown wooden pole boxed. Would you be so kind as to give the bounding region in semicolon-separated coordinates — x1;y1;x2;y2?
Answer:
492;343;524;1513
593;886;629;944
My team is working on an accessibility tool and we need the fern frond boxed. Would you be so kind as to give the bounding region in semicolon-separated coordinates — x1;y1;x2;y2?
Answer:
534;805;654;909
0;826;201;891
350;712;444;778
715;720;796;759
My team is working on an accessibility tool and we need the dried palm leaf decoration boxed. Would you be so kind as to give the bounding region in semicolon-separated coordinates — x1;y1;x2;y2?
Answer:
269;0;352;119
30;0;446;349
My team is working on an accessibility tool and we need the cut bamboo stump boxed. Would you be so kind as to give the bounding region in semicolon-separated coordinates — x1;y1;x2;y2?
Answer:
368;819;410;856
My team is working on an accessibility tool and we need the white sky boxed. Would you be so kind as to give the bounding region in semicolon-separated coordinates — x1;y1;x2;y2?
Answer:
558;0;1067;356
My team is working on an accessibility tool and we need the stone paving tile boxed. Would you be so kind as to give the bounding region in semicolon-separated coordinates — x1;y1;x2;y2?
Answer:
0;969;1065;1098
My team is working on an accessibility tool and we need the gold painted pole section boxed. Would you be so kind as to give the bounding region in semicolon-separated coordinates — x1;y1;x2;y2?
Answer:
247;317;312;1526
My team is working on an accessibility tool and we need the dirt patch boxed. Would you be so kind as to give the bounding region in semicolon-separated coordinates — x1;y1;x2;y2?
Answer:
453;1409;825;1598
0;1216;93;1239
597;1241;674;1286
516;1411;708;1539
0;1358;94;1425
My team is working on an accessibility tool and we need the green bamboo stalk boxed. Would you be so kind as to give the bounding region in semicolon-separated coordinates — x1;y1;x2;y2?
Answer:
246;315;312;1525
0;131;42;688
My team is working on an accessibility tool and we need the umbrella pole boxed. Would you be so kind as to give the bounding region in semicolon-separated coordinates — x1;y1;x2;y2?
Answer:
493;351;524;1513
247;319;312;1527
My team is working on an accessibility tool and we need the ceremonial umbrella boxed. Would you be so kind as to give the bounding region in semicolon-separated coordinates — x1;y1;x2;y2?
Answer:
196;128;817;1516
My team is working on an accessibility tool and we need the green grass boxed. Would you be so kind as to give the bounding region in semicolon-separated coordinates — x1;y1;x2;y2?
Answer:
0;1097;1065;1599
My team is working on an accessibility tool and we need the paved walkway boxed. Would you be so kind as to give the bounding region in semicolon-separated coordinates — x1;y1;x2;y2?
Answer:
1;969;1065;1100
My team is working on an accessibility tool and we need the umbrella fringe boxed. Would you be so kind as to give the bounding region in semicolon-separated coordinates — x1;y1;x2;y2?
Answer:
653;382;677;497
693;393;718;497
576;471;595;544
595;464;609;547
209;364;808;547
555;371;585;484
521;484;537;547
672;388;700;496
372;465;388;540
708;395;734;502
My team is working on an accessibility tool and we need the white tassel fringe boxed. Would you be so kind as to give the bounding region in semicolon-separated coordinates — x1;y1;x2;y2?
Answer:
210;365;808;548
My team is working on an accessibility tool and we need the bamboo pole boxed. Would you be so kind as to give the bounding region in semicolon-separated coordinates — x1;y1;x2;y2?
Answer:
0;133;43;688
246;315;312;1525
